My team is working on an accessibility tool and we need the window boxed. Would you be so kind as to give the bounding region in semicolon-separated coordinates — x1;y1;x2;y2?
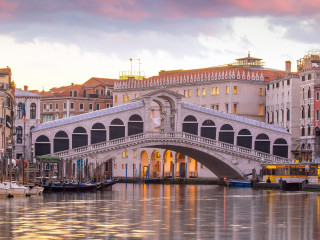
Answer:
308;125;311;135
308;87;311;98
216;87;219;95
302;106;305;119
122;164;126;169
30;103;36;119
96;103;100;110
16;126;22;137
317;110;319;121
80;103;84;110
123;95;127;102
151;109;154;119
201;164;204;169
317;92;320;101
133;150;137;158
43;104;46;110
105;162;109;172
69;91;72;97
202;88;205;96
287;80;290;85
259;105;262;116
115;95;118;103
276;83;279;88
267;85;270;90
301;126;305;136
89;104;93;110
55;114;59;120
233;86;237;94
122;152;125;158
101;90;104;95
211;87;216;95
114;163;117;169
308;74;312;80
127;95;129;101
74;91;78;97
106;104;110;108
216;105;219;111
225;104;229;113
233;104;237;114
259;88;263;96
196;89;200;96
302;76;305;81
55;103;59;110
303;88;305;99
17;103;23;119
95;89;99;95
188;89;191;97
70;103;74;109
226;86;229;94
49;104;53;110
184;90;188;97
63;103;67;109
308;105;311;118
287;109;290;121
135;94;138;98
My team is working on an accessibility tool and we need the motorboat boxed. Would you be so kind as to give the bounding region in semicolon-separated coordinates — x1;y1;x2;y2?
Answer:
0;182;11;197
9;182;29;196
28;185;44;195
225;179;251;187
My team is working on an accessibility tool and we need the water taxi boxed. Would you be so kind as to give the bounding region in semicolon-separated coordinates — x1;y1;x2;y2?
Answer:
261;162;320;184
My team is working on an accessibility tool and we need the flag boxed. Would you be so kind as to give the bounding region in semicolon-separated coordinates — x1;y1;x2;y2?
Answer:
21;103;26;122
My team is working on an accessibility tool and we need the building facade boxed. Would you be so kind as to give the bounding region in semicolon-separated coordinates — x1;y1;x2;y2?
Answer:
0;67;15;180
13;87;41;161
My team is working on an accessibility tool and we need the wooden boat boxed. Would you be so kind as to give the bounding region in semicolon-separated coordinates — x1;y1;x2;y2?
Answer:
43;181;98;192
100;178;119;188
225;179;251;187
9;182;29;196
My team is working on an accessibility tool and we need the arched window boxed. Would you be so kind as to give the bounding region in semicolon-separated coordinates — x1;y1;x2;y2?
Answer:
91;123;106;144
219;124;234;144
301;126;305;136
17;102;23;119
301;106;305;119
128;114;143;136
287;109;290;121
35;135;51;156
308;105;311;118
201;120;216;140
254;134;270;154
273;138;288;158
308;125;311;136
54;131;69;152
237;129;252;149
30;103;36;119
182;115;198;135
308;87;311;98
72;127;88;148
109;118;125;140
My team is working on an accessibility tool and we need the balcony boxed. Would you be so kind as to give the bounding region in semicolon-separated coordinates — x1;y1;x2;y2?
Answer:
88;94;99;98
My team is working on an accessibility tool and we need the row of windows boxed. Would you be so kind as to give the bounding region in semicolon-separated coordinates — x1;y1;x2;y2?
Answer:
302;87;312;99
182;87;263;98
69;89;112;98
301;125;312;136
17;103;37;119
301;74;312;82
43;102;106;111
267;80;291;90
301;105;312;119
267;109;290;123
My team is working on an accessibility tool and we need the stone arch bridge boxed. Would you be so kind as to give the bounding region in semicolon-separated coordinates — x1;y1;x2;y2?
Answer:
32;89;291;179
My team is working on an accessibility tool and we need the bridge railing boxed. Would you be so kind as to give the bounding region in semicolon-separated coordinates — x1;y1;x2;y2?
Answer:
47;132;290;163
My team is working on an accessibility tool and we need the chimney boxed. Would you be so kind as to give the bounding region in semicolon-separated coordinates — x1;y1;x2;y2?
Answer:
285;61;291;75
24;85;28;91
71;83;74;86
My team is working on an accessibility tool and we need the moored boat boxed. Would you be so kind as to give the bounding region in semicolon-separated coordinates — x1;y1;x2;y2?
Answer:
0;182;11;197
28;186;44;195
225;179;251;187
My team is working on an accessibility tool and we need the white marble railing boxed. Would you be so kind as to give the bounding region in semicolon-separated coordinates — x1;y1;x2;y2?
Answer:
47;132;290;163
114;69;265;90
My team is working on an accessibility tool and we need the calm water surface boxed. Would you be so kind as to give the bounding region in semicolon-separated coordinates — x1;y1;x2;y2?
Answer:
0;183;319;240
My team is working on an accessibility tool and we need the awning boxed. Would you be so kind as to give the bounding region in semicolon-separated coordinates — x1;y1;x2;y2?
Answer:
36;156;60;163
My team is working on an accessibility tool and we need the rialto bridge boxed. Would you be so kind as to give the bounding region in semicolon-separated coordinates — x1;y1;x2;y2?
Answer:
31;89;291;181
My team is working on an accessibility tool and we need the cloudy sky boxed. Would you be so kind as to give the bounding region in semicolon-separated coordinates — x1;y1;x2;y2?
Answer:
0;0;319;91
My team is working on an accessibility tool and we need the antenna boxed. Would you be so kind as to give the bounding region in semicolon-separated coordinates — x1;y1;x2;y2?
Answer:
129;58;133;76
138;59;141;78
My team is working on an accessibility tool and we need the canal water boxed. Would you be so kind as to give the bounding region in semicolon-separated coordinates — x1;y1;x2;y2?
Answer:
0;183;319;240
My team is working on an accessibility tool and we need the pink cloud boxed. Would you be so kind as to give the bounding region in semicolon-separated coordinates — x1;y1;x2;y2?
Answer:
0;0;19;19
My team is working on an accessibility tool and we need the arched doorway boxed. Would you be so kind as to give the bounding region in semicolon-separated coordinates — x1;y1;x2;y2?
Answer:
53;131;69;152
183;115;198;135
254;134;270;154
140;151;149;178
176;152;186;178
151;150;161;178
128;114;143;136
201;120;216;139
91;123;106;144
35;135;51;156
273;138;288;158
72;127;88;149
109;118;125;140
237;129;252;149
164;150;173;178
219;124;234;144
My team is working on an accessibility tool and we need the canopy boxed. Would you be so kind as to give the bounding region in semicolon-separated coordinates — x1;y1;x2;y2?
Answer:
36;156;60;163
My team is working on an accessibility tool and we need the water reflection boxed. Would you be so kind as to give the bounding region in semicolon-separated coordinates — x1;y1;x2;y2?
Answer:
0;184;319;239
